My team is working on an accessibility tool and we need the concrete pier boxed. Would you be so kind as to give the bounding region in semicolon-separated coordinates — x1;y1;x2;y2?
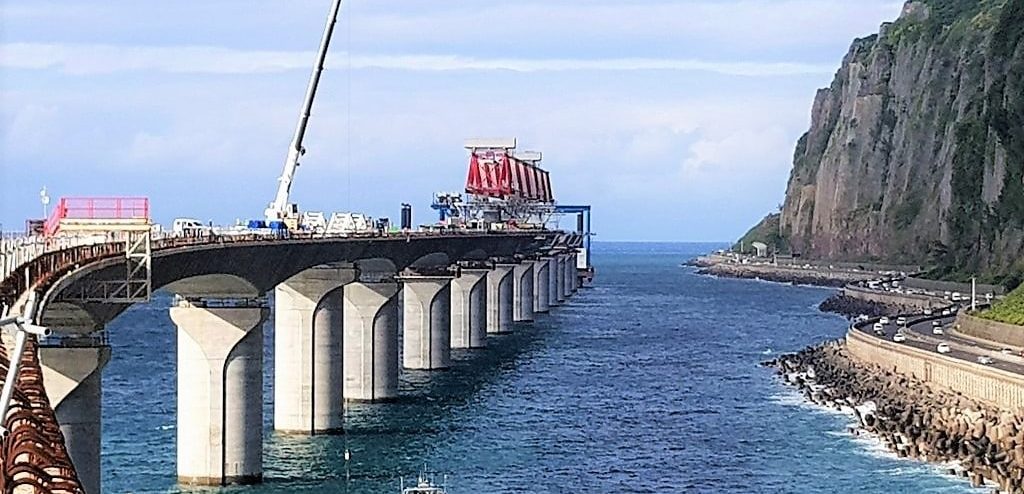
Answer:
400;276;452;370
486;265;515;334
450;270;488;349
533;259;550;314
547;256;561;307
273;267;354;434
555;256;567;304
564;253;577;297
343;282;400;401
40;344;111;494
171;303;268;486
513;262;535;322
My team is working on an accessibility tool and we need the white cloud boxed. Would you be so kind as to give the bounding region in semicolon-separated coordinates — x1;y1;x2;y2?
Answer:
0;42;836;77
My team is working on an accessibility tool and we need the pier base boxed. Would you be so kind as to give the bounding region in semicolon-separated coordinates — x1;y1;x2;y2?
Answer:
273;267;354;434
172;303;268;486
40;344;111;494
513;263;535;322
401;276;452;370
533;260;550;314
343;282;400;401
486;265;515;334
450;270;488;349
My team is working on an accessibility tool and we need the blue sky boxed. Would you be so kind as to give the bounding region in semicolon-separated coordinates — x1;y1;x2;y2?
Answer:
0;0;903;241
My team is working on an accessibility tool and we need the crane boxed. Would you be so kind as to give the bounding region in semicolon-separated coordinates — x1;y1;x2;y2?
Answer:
263;0;345;228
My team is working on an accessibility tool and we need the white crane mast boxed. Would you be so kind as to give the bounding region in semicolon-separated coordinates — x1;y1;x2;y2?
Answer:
265;0;345;222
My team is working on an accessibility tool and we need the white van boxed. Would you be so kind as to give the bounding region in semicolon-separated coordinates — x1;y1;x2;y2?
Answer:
172;218;211;236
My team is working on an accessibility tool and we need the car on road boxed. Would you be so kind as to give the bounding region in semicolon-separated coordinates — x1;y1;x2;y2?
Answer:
931;321;944;335
872;322;885;334
1001;348;1015;356
937;343;951;354
977;356;994;365
893;333;907;343
879;316;890;325
941;309;951;316
923;308;933;316
896;317;907;326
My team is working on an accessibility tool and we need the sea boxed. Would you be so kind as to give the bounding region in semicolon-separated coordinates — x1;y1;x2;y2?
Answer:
100;242;984;493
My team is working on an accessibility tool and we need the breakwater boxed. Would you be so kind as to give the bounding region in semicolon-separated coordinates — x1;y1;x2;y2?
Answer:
770;341;1024;492
697;262;872;287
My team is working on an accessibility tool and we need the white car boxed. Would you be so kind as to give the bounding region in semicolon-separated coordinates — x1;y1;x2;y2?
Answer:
872;322;885;333
932;326;944;335
893;333;907;343
941;309;951;316
977;356;994;365
879;316;891;325
1001;348;1015;356
923;308;933;316
937;343;951;354
896;317;907;326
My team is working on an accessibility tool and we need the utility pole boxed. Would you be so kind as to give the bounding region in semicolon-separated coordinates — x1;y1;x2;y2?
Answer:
971;277;977;312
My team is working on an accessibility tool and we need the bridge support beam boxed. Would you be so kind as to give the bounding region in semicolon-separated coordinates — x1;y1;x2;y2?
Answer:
513;262;534;322
533;260;550;314
400;276;452;370
273;267;354;434
486;265;515;334
40;344;112;494
450;270;487;349
172;303;268;486
343;282;400;401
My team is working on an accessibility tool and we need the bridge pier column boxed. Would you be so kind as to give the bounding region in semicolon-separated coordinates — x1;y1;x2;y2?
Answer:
343;281;400;401
555;256;567;304
40;344;111;494
273;267;354;434
533;260;550;314
564;253;577;298
513;262;534;322
486;265;515;334
172;302;268;486
400;276;452;370
450;270;487;349
547;257;561;307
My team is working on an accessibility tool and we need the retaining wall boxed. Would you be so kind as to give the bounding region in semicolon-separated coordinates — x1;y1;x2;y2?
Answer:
955;312;1024;349
904;277;1005;296
841;285;945;309
846;329;1024;410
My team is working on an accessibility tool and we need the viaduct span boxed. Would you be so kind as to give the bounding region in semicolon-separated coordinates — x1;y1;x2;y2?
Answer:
0;229;587;493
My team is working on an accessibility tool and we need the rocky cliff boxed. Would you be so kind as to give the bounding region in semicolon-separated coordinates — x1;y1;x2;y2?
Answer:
767;0;1024;285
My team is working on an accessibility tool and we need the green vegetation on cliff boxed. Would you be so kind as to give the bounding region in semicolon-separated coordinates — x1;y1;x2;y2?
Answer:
734;213;787;254
978;284;1024;325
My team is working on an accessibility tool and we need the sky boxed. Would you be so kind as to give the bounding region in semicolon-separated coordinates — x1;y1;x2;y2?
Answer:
0;0;904;241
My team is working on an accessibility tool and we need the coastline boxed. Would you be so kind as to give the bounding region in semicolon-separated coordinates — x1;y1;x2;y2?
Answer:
767;342;1024;493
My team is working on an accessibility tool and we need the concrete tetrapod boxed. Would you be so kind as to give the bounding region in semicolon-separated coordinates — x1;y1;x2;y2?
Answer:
39;345;111;494
513;262;535;322
486;265;515;334
343;282;400;401
273;266;355;434
400;276;453;370
533;259;550;314
172;303;268;486
450;270;488;349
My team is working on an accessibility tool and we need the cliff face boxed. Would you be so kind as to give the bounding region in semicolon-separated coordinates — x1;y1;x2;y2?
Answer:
776;0;1024;283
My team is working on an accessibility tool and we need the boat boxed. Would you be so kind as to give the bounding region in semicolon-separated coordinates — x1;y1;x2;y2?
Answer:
400;469;449;494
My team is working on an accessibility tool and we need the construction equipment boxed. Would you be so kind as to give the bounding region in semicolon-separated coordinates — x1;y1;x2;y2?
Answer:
261;0;344;230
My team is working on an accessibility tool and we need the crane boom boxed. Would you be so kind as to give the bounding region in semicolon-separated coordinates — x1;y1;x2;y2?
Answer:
265;0;345;222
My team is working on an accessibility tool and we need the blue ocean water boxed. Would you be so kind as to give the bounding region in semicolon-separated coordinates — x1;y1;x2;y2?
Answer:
101;242;983;493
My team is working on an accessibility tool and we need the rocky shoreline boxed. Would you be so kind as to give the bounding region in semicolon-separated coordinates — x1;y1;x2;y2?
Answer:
817;293;898;319
767;342;1024;493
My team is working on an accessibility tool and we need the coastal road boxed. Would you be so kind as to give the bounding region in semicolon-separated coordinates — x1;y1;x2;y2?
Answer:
855;309;1024;375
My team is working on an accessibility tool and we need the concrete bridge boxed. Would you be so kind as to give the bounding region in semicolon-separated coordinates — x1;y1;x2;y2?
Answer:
1;229;587;493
